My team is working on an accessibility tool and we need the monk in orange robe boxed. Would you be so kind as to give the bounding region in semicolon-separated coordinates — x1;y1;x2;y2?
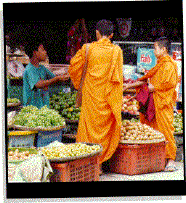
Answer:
68;20;123;165
123;37;178;171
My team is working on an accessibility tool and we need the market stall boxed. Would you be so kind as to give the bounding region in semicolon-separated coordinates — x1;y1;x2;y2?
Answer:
6;23;183;182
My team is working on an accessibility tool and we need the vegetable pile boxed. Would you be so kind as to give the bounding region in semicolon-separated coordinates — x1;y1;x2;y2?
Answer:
41;142;101;159
120;120;165;142
7;98;20;103
8;149;34;161
50;92;81;121
173;113;183;133
13;105;65;128
122;95;139;115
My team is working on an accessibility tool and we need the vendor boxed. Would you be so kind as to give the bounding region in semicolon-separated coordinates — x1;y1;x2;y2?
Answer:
23;37;69;109
123;37;179;172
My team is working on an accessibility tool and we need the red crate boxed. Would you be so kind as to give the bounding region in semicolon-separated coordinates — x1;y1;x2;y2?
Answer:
110;142;166;175
50;155;100;182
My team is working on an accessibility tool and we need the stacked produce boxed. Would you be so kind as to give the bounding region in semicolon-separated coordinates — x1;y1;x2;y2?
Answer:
7;98;20;104
13;105;65;128
50;92;81;121
40;141;101;159
120;120;165;143
8;149;34;161
122;95;139;115
173;113;183;133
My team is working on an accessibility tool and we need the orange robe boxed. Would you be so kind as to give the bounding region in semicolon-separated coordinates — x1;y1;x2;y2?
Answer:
138;55;178;160
69;38;123;164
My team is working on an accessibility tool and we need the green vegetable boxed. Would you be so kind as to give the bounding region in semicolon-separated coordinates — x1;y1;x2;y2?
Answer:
173;113;183;133
7;98;20;103
49;91;81;121
14;105;65;128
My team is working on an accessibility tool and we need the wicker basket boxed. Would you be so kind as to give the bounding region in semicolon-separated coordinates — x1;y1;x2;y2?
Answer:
46;142;102;182
50;155;100;182
110;142;166;175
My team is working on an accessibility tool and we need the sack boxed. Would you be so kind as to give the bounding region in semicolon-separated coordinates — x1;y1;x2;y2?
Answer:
12;153;53;182
75;44;90;108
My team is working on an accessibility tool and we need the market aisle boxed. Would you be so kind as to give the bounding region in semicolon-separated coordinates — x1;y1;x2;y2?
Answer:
99;162;184;181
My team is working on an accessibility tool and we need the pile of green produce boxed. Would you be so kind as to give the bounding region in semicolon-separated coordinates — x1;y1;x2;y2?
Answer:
173;113;183;133
41;142;101;159
7;98;20;103
13;105;65;128
50;92;81;121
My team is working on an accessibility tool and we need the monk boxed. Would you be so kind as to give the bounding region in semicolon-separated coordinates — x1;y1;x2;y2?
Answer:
123;37;179;172
68;20;123;166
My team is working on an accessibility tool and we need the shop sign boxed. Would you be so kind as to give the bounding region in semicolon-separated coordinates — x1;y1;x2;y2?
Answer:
137;48;156;73
116;18;132;38
7;60;25;77
172;51;182;61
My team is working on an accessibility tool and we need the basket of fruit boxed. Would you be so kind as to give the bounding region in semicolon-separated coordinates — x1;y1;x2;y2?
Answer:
8;147;38;164
39;141;102;162
12;105;66;131
39;141;103;182
110;119;166;175
120;119;165;144
8;147;38;182
121;95;139;118
7;98;21;107
110;141;166;175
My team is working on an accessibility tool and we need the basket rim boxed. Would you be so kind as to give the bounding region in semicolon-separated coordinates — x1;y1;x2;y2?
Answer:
120;138;165;144
7;102;21;107
9;131;37;136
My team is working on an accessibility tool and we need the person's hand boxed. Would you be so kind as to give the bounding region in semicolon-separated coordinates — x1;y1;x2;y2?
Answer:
123;83;130;92
148;83;155;92
57;73;70;81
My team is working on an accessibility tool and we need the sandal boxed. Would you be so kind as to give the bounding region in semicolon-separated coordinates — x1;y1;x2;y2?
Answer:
164;160;178;172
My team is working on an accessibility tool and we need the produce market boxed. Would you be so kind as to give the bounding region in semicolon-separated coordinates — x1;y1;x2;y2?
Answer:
4;2;184;191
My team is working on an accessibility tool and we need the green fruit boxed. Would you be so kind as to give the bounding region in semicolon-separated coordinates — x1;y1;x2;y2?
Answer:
68;107;73;112
67;113;71;119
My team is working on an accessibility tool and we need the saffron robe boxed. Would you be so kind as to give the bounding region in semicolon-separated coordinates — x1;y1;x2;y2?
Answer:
138;55;178;160
69;38;123;163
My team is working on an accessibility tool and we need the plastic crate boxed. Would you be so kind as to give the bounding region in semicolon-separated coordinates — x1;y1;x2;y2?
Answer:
50;155;100;182
110;142;166;175
36;130;62;147
8;131;36;148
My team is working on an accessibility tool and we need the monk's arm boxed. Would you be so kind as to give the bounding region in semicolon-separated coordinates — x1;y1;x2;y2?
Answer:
68;44;87;89
153;62;178;92
123;80;146;91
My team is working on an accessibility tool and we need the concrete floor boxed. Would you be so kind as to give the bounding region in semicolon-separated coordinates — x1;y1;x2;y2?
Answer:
99;161;185;181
